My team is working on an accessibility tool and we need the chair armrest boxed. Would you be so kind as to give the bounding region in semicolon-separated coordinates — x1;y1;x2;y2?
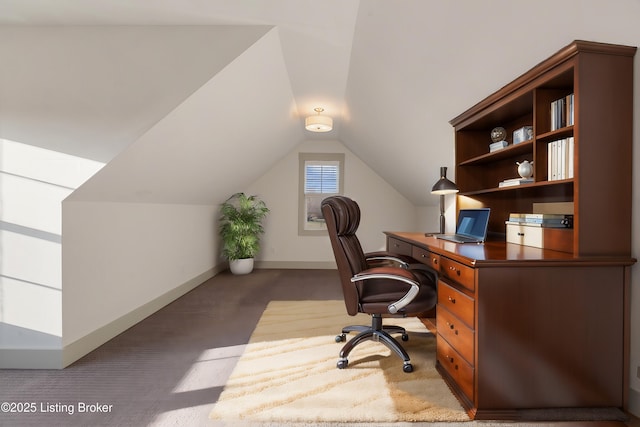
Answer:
365;251;412;269
350;267;420;314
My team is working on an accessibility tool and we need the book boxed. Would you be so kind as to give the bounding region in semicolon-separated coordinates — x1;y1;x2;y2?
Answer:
499;178;534;187
567;93;574;126
547;137;574;181
509;213;570;219
567;136;574;178
508;213;574;228
505;221;570;228
489;140;508;152
550;93;574;131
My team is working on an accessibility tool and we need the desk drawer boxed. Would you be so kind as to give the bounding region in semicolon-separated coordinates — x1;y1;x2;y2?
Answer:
440;256;475;292
437;306;474;364
437;335;474;401
412;246;440;270
438;281;474;328
387;237;412;256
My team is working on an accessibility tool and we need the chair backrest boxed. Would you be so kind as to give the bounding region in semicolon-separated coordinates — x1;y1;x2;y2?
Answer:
321;196;368;315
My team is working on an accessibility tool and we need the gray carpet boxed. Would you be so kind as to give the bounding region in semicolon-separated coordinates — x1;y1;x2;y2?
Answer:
0;269;638;427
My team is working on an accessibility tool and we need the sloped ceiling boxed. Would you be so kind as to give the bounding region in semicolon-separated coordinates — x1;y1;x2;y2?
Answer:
0;25;273;162
68;27;303;204
1;0;640;205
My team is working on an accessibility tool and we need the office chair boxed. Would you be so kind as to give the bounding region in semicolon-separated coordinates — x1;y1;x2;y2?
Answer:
321;196;437;373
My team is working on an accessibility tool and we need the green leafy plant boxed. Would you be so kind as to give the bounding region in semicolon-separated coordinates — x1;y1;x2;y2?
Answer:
219;192;270;261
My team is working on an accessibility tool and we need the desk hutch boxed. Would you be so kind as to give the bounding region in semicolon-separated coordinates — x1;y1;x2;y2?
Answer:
386;40;637;420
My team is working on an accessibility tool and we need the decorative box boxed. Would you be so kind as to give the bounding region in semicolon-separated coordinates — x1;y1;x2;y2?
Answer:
506;222;543;248
505;222;573;252
513;126;533;145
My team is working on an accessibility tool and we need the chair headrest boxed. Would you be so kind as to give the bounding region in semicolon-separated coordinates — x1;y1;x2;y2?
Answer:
321;196;360;236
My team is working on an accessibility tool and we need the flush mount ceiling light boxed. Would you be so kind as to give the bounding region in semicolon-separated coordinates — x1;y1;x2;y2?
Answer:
305;107;333;132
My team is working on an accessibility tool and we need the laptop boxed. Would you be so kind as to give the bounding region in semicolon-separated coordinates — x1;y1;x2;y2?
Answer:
435;208;491;243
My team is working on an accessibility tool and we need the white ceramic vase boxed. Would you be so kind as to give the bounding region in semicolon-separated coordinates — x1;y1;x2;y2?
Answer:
229;258;254;275
516;160;534;178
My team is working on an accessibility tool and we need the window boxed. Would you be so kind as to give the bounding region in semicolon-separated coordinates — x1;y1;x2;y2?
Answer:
298;153;344;235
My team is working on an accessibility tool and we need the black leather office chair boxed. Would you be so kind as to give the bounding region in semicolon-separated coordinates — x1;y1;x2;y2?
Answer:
321;196;437;373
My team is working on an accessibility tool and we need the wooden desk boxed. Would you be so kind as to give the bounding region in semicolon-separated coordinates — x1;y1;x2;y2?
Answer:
386;231;636;420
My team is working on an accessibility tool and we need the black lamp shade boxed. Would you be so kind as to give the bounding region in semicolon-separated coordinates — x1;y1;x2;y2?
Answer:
431;166;459;195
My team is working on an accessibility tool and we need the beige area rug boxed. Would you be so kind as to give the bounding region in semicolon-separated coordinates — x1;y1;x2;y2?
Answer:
209;300;470;424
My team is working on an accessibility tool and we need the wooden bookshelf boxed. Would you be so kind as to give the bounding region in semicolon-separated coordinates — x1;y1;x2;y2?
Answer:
450;40;636;256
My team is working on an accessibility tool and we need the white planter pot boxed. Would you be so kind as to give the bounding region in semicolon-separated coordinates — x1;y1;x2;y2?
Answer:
229;258;254;275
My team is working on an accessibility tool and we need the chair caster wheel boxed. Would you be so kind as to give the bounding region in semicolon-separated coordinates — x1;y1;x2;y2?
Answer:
403;363;413;373
337;359;348;369
335;334;346;343
401;333;409;341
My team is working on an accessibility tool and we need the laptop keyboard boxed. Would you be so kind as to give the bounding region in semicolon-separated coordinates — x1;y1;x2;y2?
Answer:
438;234;481;243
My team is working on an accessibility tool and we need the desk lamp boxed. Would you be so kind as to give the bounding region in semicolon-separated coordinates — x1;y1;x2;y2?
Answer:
431;166;459;234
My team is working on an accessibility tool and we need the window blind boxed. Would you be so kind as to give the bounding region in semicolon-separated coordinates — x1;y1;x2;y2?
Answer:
304;162;339;194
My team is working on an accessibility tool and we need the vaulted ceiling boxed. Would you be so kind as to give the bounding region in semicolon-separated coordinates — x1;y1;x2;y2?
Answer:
1;0;639;206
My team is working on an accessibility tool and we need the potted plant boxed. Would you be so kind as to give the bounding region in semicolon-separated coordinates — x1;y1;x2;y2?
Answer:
219;192;270;275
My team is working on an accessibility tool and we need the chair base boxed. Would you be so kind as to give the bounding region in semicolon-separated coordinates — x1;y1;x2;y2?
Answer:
335;314;414;373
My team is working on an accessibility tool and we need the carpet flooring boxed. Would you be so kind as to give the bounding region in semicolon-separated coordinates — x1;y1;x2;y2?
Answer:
0;268;639;427
210;300;469;424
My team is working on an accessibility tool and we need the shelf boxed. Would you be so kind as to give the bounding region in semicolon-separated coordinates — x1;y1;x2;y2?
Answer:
459;140;533;166
536;126;574;142
460;179;573;196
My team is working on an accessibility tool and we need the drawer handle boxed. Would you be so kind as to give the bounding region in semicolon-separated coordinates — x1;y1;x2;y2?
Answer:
446;321;459;335
517;232;525;236
394;243;400;248
448;296;456;304
421;253;426;258
445;355;458;369
449;266;461;276
433;258;438;265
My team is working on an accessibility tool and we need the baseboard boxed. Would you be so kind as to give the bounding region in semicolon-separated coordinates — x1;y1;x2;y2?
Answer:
629;387;640;418
1;262;332;369
61;266;221;368
255;260;336;269
0;266;223;370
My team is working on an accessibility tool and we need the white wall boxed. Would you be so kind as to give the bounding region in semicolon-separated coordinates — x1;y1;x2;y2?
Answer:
0;139;103;356
247;139;427;266
61;201;218;355
416;198;456;235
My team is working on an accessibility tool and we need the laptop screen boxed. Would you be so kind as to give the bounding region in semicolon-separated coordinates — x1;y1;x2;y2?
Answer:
456;208;490;240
